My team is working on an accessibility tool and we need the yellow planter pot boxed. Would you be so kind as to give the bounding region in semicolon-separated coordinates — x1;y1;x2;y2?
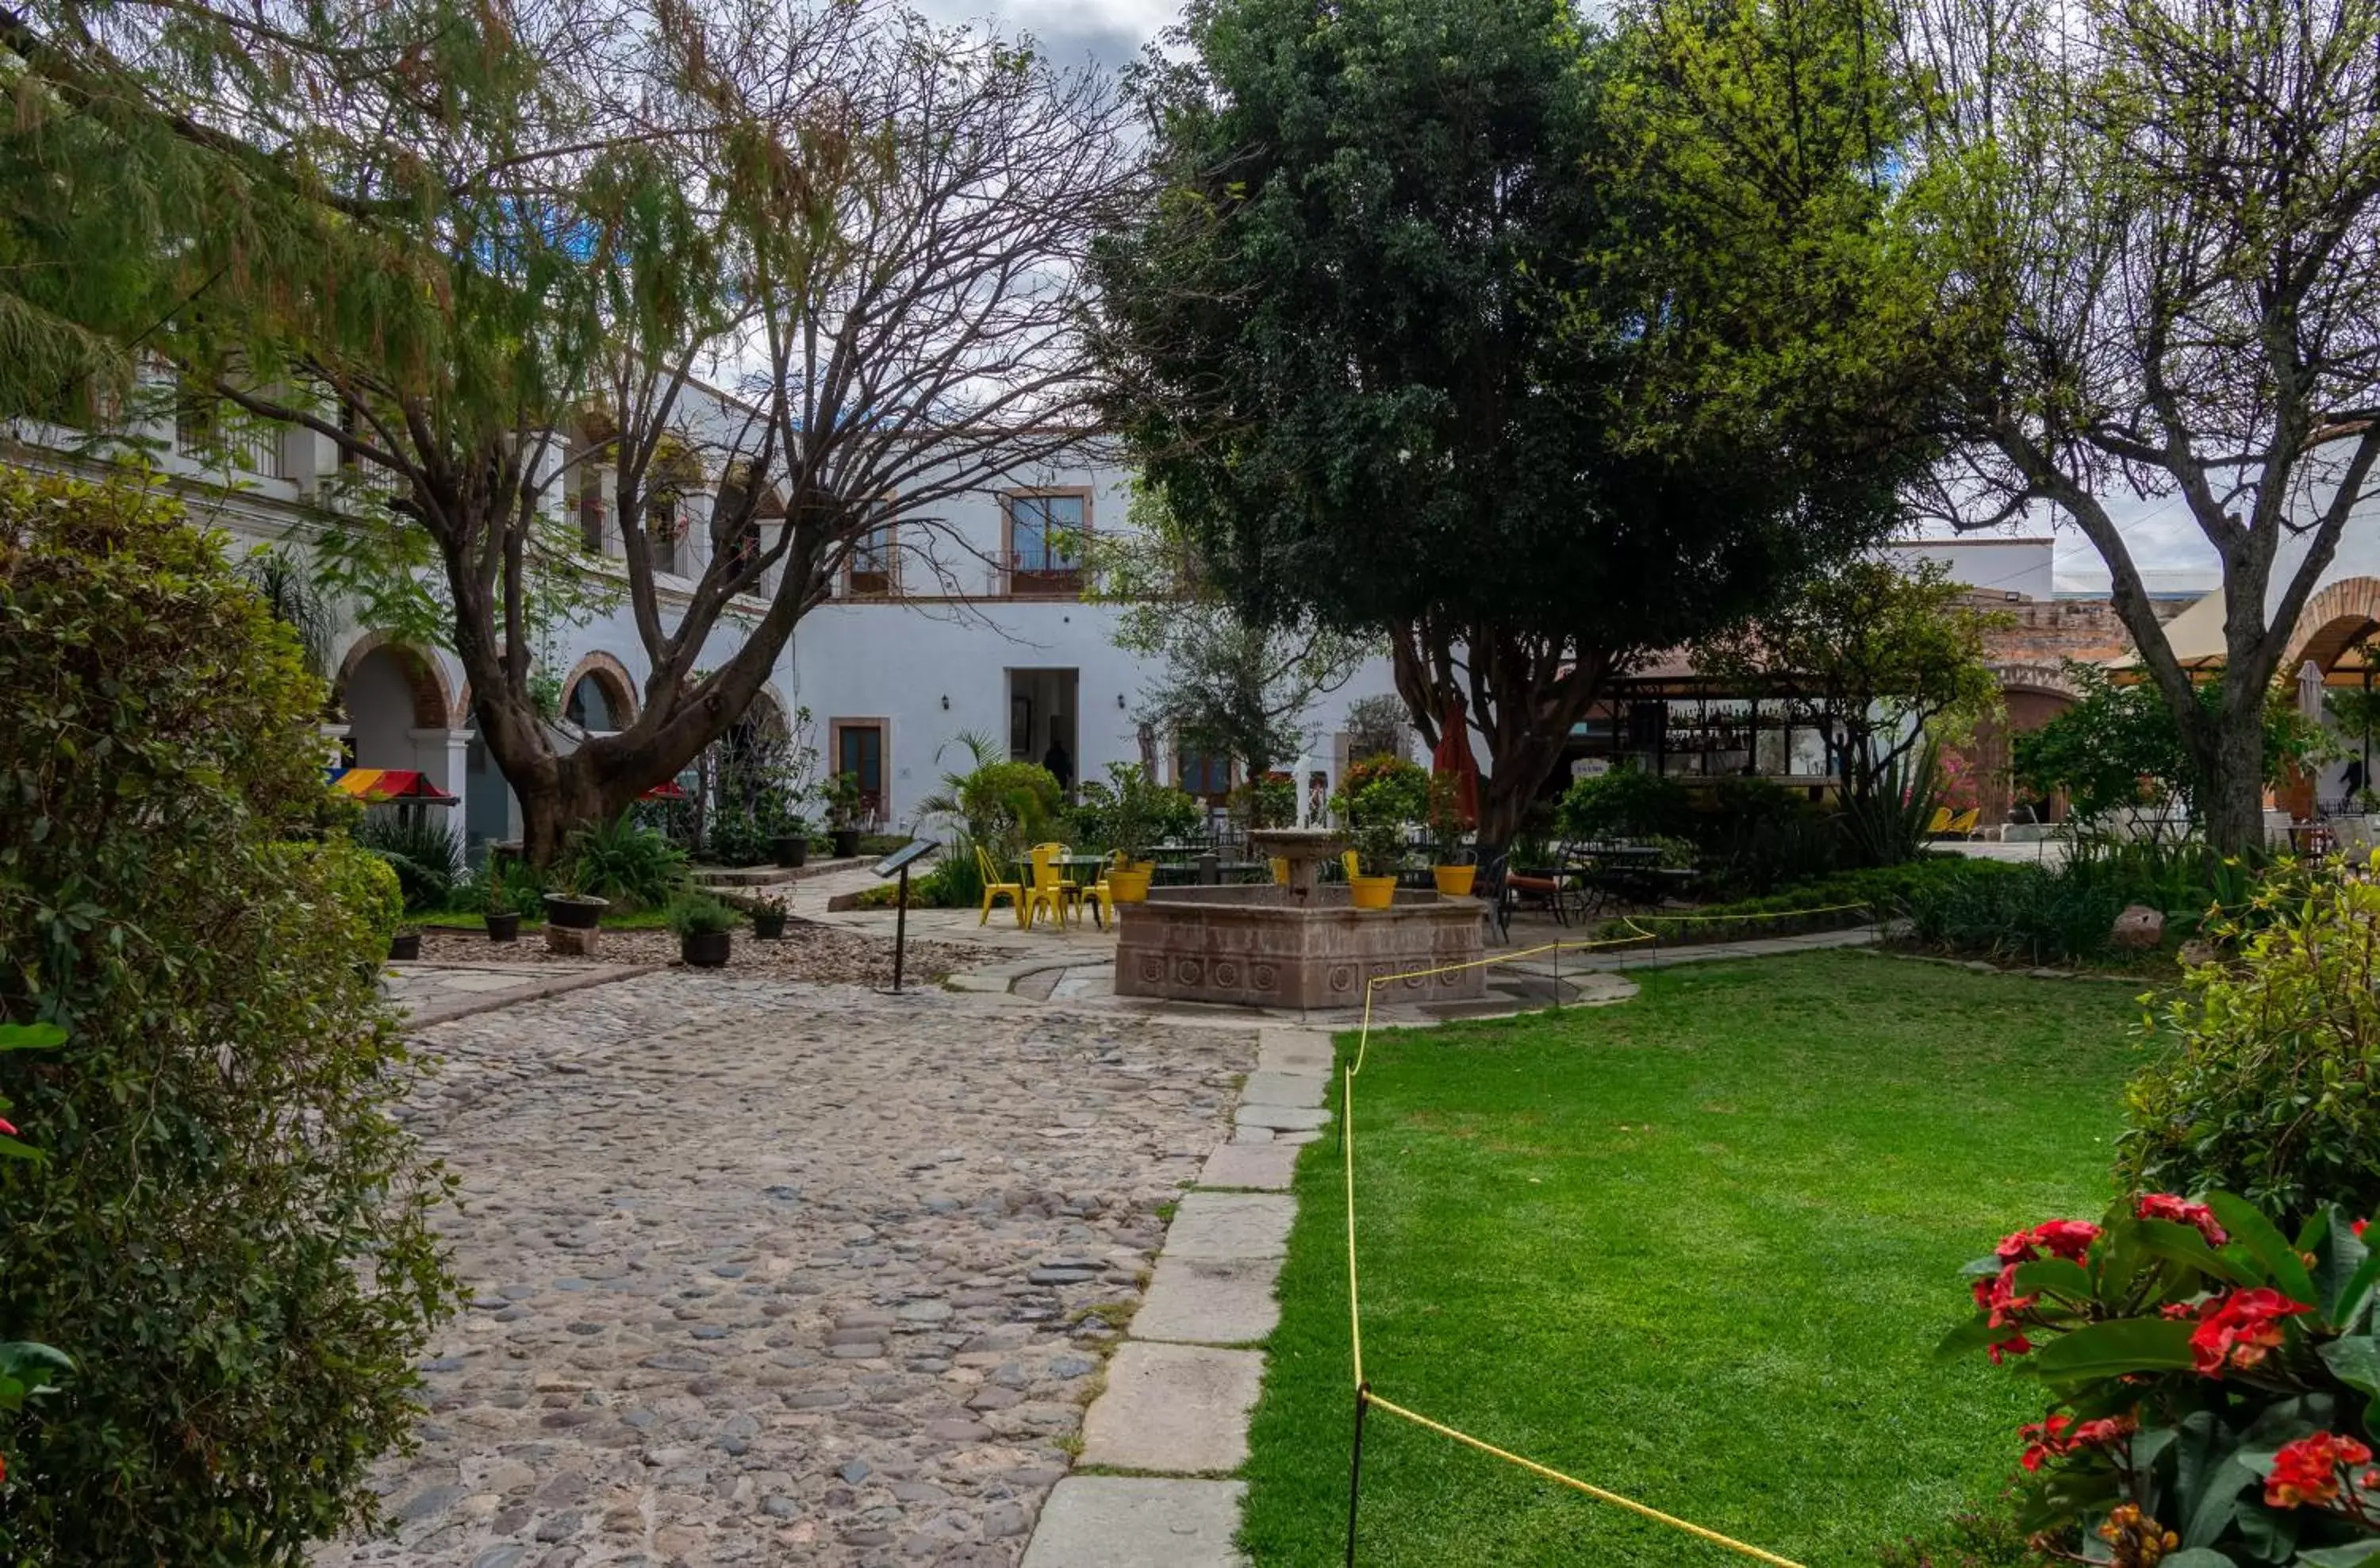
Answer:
1432;864;1476;897
1348;874;1398;910
1108;867;1154;903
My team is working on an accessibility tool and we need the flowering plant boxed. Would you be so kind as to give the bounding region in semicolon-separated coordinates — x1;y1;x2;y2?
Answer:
1945;1189;2380;1564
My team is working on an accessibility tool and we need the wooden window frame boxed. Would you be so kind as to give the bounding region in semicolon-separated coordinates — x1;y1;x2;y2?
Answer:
1000;487;1092;598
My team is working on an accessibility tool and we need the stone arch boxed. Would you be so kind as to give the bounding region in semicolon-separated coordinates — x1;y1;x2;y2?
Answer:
332;632;458;731
1987;661;2084;703
2285;576;2380;675
562;651;640;732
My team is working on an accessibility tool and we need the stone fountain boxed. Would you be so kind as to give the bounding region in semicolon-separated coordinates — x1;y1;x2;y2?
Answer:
1112;827;1486;1012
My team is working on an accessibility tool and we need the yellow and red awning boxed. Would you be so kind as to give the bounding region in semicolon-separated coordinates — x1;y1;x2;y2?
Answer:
330;768;458;805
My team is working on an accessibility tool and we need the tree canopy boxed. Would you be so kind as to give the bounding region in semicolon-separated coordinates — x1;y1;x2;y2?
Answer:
1898;0;2380;852
1694;558;2007;804
1092;0;1952;843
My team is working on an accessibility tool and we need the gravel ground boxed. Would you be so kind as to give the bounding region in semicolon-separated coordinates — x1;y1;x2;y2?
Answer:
416;920;999;988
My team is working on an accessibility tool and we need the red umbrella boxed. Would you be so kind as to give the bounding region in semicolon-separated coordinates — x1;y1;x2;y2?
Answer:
1430;694;1480;825
640;779;689;801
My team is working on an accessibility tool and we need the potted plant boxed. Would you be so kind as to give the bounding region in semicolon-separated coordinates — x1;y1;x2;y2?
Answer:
824;772;866;859
750;891;789;940
388;926;422;961
542;866;608;930
1100;763;1170;903
770;815;810;868
667;892;738;967
483;863;524;943
1425;772;1476;897
1341;777;1417;909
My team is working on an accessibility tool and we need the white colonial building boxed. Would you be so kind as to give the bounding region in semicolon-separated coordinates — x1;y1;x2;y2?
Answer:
5;386;1407;855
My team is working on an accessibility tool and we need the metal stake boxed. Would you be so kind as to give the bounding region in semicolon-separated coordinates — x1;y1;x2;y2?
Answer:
1345;1382;1372;1568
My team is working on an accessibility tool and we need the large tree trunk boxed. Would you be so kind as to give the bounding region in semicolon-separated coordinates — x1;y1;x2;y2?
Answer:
2195;686;2272;858
1389;613;1616;862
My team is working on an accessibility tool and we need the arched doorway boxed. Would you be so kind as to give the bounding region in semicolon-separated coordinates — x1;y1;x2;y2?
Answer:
560;653;639;735
2283;578;2380;808
1961;663;2081;827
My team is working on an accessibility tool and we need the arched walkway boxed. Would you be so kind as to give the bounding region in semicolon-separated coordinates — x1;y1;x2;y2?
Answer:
2284;577;2380;677
334;635;459;768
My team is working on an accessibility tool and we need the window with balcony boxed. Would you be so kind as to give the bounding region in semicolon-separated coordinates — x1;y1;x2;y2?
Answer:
847;521;896;597
1003;490;1088;597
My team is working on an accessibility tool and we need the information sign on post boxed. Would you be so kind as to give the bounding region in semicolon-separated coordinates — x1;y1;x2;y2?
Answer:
871;840;939;994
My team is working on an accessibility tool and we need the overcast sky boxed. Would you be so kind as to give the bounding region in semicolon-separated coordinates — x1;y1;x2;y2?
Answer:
927;0;2231;596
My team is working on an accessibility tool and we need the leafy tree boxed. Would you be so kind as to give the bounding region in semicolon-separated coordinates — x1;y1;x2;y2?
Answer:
1092;0;1948;848
1898;0;2380;855
2;0;1137;863
1694;559;2009;808
2013;663;2332;838
0;468;461;1559
1097;487;1368;782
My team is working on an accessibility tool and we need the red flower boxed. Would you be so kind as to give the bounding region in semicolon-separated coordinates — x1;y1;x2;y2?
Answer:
2019;1413;2073;1472
2358;1218;2370;1240
2017;1412;2134;1472
2159;1301;2198;1320
2068;1414;2138;1449
1987;1333;2033;1366
2190;1288;2312;1376
2029;1220;2102;1262
2136;1193;2229;1247
0;1117;16;1136
1975;1265;2036;1328
1995;1228;2040;1264
2266;1432;2374;1509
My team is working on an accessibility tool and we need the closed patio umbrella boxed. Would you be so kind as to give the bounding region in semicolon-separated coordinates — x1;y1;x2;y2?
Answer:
1430;694;1480;826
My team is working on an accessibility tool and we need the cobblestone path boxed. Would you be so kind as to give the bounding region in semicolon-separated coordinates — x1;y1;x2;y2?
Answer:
319;973;1253;1568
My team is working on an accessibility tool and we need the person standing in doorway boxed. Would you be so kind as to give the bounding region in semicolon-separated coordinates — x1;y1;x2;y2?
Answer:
1042;726;1073;793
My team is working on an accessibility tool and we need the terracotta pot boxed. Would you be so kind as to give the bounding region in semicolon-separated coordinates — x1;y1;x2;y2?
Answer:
388;931;422;961
1107;867;1154;903
772;835;808;868
485;910;522;943
750;909;788;940
543;894;608;930
1432;865;1477;897
1349;874;1397;910
831;828;862;859
680;930;732;967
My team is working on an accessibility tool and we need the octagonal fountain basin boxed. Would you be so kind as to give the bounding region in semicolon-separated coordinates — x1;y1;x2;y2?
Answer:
1114;883;1485;1012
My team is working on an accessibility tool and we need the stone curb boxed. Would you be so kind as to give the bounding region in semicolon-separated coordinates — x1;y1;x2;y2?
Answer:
1017;1024;1336;1568
396;963;666;1030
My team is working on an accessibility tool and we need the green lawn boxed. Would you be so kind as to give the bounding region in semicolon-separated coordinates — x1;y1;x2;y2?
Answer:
1241;951;2148;1567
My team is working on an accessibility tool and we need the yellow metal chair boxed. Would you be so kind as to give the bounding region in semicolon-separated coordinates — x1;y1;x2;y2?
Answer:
1946;807;1981;840
1925;805;1954;836
1082;855;1119;928
1024;843;1082;928
974;844;1026;926
1341;849;1361;884
1270;857;1290;886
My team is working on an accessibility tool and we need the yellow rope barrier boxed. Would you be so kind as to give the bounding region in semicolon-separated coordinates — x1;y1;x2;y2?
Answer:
1334;905;1854;1566
1361;1394;1808;1567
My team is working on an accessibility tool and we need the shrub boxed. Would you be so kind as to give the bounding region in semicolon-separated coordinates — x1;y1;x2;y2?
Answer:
561;812;689;909
1943;1189;2380;1563
1557;764;1690;842
1341;753;1430;824
2121;861;2380;1222
0;468;461;1558
663;892;739;937
1595;858;2020;947
351;807;465;912
1899;863;2131;967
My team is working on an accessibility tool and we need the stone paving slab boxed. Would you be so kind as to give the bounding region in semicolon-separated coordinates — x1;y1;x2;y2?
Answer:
1257;1029;1336;1076
1162;1193;1296;1262
1238;1070;1325;1109
1196;1142;1299;1190
1236;1102;1330;1132
1019;1478;1248;1568
1076;1342;1264;1472
1131;1257;1280;1345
